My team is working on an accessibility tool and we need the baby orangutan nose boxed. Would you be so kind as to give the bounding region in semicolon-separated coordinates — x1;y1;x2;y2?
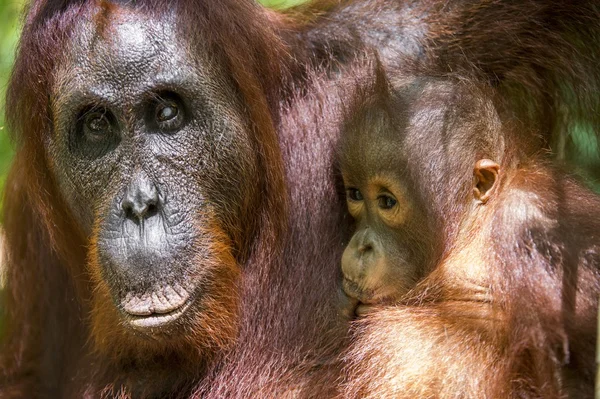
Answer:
341;228;389;304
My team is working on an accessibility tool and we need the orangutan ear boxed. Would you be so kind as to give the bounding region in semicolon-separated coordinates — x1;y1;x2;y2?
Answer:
473;159;500;204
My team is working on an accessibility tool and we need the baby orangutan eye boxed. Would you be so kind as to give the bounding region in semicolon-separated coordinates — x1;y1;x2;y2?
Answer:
347;188;364;201
378;195;397;210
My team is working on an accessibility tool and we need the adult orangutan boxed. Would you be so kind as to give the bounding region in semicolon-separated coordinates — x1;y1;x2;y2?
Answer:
1;1;293;396
1;0;354;397
337;70;600;398
2;0;600;397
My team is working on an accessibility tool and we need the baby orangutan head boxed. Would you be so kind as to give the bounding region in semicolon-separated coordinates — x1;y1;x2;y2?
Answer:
339;76;502;312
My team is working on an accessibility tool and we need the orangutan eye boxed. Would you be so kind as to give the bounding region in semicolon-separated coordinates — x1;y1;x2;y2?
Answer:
377;195;397;210
149;92;187;133
347;188;364;201
83;110;113;140
72;106;120;159
156;102;178;123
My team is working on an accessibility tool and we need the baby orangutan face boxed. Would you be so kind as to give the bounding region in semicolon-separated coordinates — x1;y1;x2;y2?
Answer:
340;158;501;308
341;173;425;305
338;95;435;310
338;87;501;312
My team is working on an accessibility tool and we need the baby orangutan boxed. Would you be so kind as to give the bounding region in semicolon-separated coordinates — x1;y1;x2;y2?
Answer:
337;73;600;398
340;75;503;311
341;155;499;308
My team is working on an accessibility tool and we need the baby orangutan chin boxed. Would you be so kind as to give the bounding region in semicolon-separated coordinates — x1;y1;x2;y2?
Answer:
337;73;600;398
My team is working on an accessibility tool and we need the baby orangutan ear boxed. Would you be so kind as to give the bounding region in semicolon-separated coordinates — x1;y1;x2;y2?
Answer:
473;159;500;204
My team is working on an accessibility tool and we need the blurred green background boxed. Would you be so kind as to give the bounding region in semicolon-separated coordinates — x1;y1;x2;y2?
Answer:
0;0;24;212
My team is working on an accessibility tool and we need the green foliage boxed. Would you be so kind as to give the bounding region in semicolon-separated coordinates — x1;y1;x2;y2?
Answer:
565;124;600;192
0;0;26;213
258;0;309;8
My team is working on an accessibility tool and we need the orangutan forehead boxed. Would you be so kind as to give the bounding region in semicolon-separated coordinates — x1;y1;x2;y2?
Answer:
49;4;241;123
60;7;191;81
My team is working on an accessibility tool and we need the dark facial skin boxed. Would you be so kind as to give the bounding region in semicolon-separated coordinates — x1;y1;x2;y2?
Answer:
47;10;255;334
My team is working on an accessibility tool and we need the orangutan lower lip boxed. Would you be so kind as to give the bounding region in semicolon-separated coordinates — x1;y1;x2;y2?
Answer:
121;286;194;329
120;284;194;328
126;298;192;329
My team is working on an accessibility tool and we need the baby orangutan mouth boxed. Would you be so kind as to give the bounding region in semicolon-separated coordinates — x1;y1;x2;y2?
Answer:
342;278;376;304
342;278;395;318
121;285;193;329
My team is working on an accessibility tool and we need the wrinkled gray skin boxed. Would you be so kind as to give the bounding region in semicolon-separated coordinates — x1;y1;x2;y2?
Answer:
48;10;255;332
